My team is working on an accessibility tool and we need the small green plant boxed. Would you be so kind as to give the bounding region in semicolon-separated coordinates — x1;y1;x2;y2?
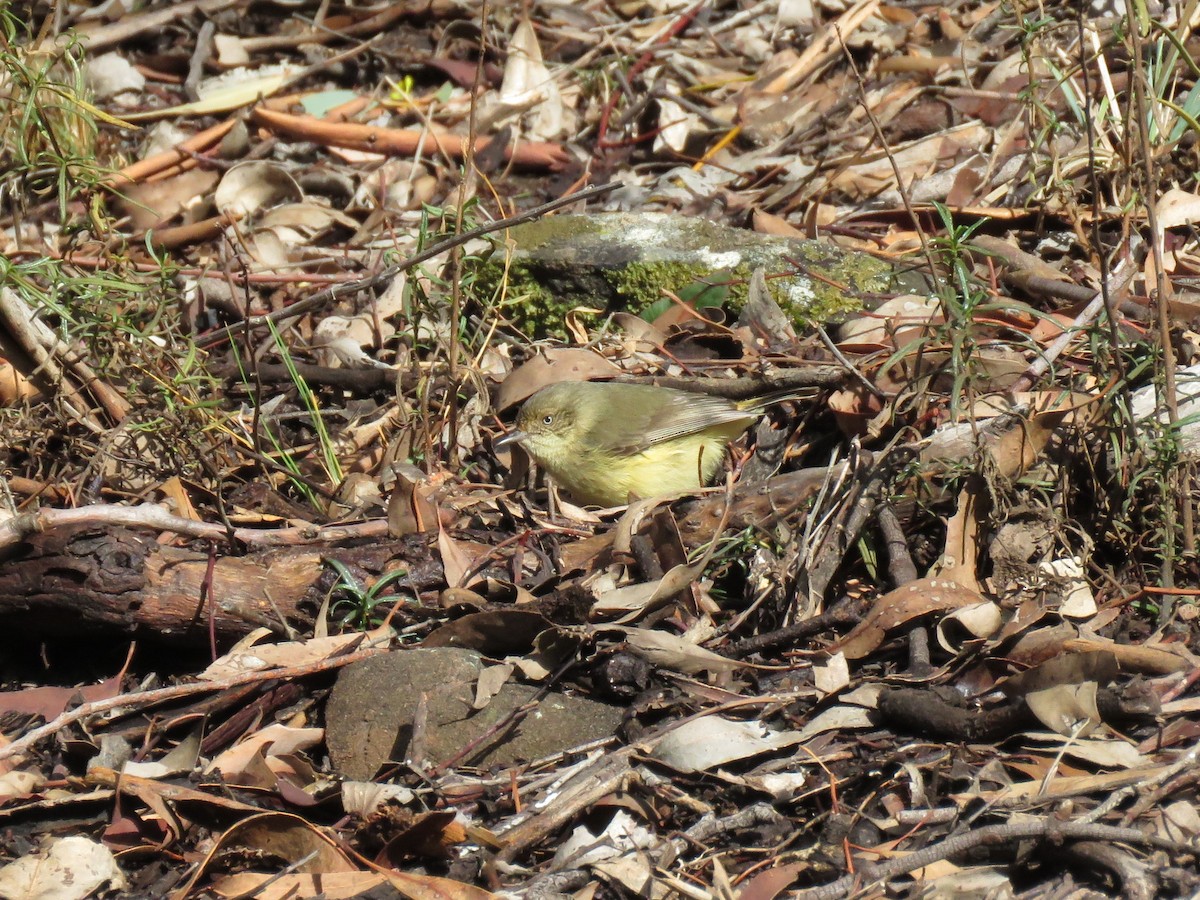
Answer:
0;9;128;222
267;318;343;485
694;525;785;608
879;203;992;420
325;559;411;631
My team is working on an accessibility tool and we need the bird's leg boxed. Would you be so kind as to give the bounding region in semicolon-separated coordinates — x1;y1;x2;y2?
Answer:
546;475;562;523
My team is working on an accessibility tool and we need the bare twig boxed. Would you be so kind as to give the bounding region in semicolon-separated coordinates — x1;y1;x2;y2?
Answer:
0;640;389;762
795;818;1200;899
0;501;390;553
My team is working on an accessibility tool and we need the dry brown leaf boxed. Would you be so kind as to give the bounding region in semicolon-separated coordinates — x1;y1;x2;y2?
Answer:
936;486;983;592
494;349;620;411
205;724;324;780
836;577;988;659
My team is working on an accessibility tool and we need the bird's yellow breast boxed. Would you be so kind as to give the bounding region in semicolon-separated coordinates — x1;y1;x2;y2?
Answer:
538;431;737;507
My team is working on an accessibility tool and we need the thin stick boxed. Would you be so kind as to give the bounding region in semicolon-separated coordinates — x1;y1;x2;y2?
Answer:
0;641;389;762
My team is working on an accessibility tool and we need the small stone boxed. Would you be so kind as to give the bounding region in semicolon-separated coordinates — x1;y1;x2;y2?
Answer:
325;648;624;779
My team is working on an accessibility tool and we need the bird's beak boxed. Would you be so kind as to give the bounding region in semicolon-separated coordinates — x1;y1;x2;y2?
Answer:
494;429;527;451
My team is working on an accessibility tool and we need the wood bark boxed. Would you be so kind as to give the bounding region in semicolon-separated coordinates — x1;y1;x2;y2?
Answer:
0;525;442;642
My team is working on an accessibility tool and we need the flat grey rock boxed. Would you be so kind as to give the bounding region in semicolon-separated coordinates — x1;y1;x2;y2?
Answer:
325;648;624;779
487;211;910;336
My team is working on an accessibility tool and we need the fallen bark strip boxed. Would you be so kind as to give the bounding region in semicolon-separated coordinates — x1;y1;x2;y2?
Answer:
252;107;572;171
0;522;441;641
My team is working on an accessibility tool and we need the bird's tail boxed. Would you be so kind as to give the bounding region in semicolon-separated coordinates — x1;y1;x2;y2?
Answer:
736;386;819;415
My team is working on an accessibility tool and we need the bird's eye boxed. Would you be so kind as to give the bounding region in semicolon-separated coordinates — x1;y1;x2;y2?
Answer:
542;414;554;425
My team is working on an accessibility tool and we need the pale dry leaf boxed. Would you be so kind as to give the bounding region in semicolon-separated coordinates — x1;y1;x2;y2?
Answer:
917;867;1010;899
492;18;563;139
438;528;477;589
1024;682;1101;736
199;628;388;680
86;52;144;101
591;856;654;895
591;562;703;621
259;201;358;238
0;770;42;803
837;294;939;348
650;716;804;773
1156;187;1200;231
473;663;515;710
797;704;874;740
813;652;850;696
1041;557;1096;618
654;96;695;154
341;781;416;818
206;724;324;778
211;872;388;900
1023;733;1146;769
551;810;655;869
0;836;127;900
123;729;202;778
619;626;742;675
1162;800;1200;842
742;770;811;798
214;160;302;219
123;64;302;122
213;33;250;67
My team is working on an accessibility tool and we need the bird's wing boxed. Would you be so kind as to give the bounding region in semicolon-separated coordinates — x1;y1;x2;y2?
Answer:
589;392;755;456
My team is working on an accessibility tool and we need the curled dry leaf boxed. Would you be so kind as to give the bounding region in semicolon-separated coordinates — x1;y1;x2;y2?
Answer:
835;577;989;659
213;160;302;219
552;809;655;869
205;724;324;780
1040;557;1096;618
591;562;704;622
836;293;940;350
935;601;1002;653
1155;187;1200;231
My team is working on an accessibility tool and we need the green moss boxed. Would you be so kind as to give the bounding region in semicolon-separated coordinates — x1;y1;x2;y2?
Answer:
497;215;603;250
605;259;713;306
467;213;899;338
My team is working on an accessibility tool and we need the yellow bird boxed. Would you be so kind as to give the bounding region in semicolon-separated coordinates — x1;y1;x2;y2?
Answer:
494;381;798;508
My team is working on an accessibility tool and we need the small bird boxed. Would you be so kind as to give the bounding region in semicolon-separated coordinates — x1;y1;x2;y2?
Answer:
494;380;799;508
